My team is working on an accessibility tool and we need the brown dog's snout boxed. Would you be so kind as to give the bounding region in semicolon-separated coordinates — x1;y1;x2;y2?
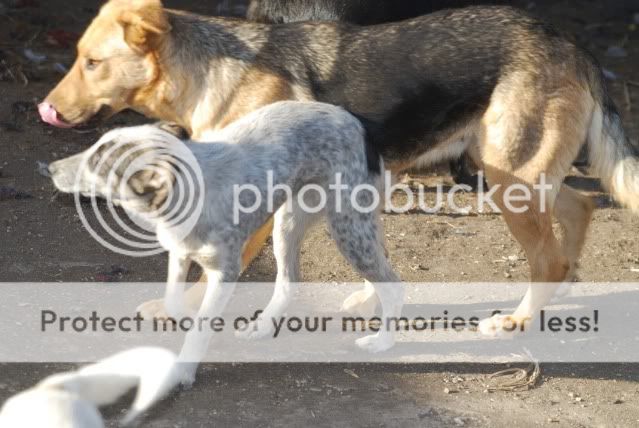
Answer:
38;102;74;128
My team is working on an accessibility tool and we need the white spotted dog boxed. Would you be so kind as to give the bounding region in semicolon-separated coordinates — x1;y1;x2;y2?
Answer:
0;347;179;427
49;101;404;385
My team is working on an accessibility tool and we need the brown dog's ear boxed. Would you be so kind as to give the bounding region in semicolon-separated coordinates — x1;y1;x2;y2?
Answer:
117;0;171;53
128;160;175;210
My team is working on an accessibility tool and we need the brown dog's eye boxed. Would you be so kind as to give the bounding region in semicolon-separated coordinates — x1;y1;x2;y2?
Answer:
85;58;102;71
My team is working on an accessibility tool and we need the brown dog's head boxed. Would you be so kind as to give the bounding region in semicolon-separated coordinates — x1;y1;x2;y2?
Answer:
38;0;171;128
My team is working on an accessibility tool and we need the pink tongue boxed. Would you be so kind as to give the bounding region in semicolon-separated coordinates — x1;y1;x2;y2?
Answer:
38;102;74;128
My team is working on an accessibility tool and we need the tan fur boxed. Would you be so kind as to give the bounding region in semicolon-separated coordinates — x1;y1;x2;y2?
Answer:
213;68;296;130
478;70;597;325
554;185;595;279
117;1;171;51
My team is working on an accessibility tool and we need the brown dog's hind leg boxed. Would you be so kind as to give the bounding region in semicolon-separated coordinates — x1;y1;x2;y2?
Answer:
477;168;569;336
554;185;595;280
477;78;594;335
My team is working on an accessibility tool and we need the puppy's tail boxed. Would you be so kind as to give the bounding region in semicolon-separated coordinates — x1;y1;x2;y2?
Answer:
39;347;180;425
588;98;639;213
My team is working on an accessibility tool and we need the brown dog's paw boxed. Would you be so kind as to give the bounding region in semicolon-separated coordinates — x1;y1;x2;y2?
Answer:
478;314;531;337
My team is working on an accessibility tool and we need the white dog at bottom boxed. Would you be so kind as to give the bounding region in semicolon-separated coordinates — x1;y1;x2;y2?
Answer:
0;347;179;427
49;101;404;386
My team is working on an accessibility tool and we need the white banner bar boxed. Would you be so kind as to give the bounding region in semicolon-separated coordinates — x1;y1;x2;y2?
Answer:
0;282;636;363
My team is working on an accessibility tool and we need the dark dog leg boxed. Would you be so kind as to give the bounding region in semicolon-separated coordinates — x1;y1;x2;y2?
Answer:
450;155;486;191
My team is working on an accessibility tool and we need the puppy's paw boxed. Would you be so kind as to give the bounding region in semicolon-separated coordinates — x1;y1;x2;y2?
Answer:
341;289;379;318
137;299;194;321
355;333;394;353
165;303;196;321
235;320;274;340
478;314;529;337
178;363;197;389
137;299;169;321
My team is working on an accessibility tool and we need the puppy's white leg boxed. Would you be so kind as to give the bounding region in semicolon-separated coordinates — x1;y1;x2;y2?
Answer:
340;191;383;318
341;281;379;318
163;254;193;319
177;255;240;387
327;195;403;353
354;280;403;353
137;253;192;320
237;201;322;340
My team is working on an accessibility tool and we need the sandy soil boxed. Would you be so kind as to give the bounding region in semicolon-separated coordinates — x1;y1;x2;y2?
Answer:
0;0;638;426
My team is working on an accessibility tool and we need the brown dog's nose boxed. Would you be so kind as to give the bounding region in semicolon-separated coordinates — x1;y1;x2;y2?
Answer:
37;102;74;128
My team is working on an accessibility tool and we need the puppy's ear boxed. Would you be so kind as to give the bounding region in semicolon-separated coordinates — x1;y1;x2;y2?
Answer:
154;121;190;140
117;0;171;53
128;159;176;210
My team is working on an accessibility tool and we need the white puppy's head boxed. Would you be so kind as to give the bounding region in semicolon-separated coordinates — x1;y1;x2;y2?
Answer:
49;125;181;215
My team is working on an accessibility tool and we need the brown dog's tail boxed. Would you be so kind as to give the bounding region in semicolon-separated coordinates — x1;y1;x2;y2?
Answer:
588;98;639;213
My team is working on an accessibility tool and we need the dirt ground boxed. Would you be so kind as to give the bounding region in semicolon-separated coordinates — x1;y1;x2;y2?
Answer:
1;0;639;427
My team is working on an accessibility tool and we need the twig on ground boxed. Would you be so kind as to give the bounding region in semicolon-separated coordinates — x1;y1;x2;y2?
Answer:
623;81;632;112
70;127;99;134
584;22;613;31
486;348;541;392
0;60;16;82
17;67;28;86
619;33;629;49
25;29;41;47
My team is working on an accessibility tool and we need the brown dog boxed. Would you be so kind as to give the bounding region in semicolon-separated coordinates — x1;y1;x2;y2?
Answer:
40;0;638;334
